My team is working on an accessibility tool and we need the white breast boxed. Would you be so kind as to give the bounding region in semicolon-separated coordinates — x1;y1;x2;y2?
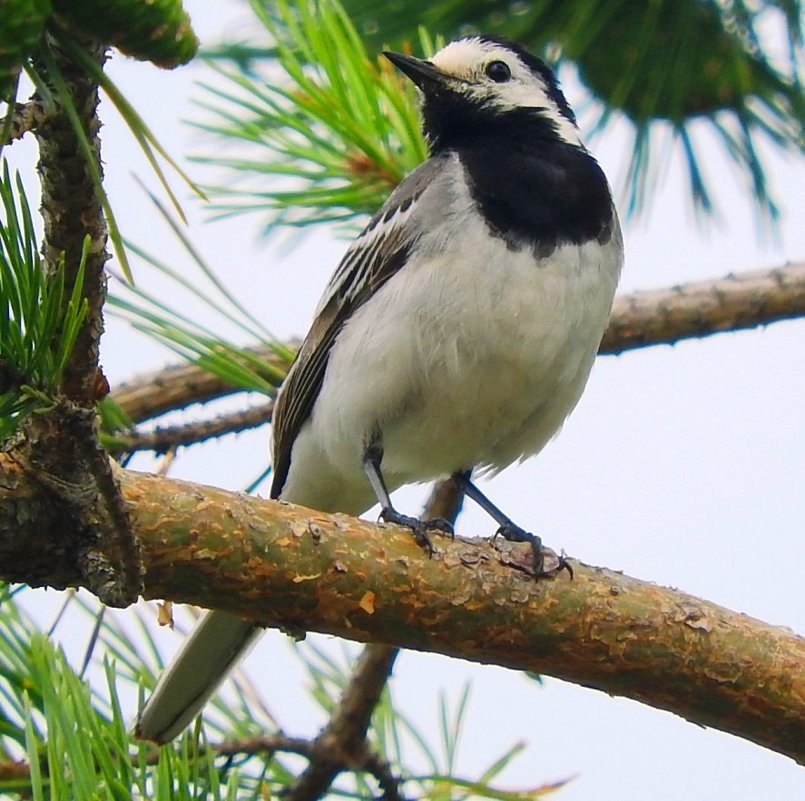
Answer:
279;163;622;514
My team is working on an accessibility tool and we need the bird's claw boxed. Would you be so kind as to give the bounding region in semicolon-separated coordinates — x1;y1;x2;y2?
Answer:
422;516;455;537
380;508;454;556
495;522;556;577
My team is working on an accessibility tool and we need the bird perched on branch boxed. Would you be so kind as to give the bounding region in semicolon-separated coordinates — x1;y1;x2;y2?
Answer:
137;34;623;744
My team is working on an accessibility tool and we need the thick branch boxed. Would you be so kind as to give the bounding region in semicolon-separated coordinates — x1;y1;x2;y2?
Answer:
20;39;141;604
33;35;109;403
1;458;802;764
16;403;141;606
110;264;805;426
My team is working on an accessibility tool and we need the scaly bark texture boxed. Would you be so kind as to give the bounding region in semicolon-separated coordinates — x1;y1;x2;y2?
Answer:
1;100;48;143
16;402;141;606
33;35;109;403
18;37;141;605
0;458;802;764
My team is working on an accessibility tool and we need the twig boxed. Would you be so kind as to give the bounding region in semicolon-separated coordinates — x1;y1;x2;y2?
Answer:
287;647;402;801
0;733;402;794
106;402;274;455
110;264;805;426
155;449;176;476
0;100;49;144
601;262;805;353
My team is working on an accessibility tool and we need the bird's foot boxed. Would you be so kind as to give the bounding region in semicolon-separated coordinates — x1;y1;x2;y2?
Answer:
422;516;455;537
495;523;572;578
380;508;454;556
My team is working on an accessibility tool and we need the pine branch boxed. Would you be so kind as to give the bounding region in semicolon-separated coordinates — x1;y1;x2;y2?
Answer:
17;401;141;606
106;402;274;455
602;261;805;353
110;345;294;424
32;35;109;403
1;457;802;764
110;263;805;428
0;732;403;795
17;36;142;607
219;736;404;798
287;646;401;801
0;100;48;144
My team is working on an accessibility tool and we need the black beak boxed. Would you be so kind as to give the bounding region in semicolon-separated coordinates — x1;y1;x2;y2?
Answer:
383;51;452;90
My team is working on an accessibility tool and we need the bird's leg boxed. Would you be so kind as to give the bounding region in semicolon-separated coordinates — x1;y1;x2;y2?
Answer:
452;471;564;576
362;441;453;555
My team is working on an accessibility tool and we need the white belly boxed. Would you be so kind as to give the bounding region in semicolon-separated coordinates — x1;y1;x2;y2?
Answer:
282;225;622;514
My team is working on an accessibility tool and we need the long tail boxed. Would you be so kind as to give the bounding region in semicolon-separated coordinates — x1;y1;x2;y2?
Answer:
135;610;261;744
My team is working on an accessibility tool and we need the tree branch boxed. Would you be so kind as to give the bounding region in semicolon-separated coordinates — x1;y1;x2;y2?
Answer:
1;458;802;764
286;646;402;801
0;100;48;144
16;403;141;606
110;263;805;426
19;37;142;606
110;348;292;425
33;35;109;404
601;261;805;353
0;733;403;797
106;402;274;455
215;734;404;795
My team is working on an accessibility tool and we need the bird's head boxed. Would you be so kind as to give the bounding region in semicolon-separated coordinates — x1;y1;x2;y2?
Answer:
385;36;580;151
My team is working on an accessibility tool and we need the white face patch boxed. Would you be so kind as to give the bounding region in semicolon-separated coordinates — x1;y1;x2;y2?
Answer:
430;38;581;147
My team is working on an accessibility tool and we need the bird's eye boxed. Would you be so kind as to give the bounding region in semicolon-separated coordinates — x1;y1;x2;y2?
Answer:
485;60;511;82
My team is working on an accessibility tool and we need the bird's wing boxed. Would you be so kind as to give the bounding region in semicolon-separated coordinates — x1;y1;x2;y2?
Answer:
269;156;445;499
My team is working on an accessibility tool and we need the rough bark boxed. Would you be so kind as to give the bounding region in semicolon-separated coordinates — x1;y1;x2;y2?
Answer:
13;37;142;605
11;402;141;606
1;458;802;765
33;35;109;403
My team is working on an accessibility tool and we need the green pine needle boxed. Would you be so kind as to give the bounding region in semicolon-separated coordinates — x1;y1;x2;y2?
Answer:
105;179;295;399
0;585;564;798
191;0;429;236
0;164;89;439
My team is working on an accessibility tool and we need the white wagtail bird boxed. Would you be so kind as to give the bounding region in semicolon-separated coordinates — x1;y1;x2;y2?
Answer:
136;34;623;743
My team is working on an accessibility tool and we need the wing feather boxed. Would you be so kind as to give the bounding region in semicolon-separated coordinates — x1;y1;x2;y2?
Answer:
269;157;446;498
